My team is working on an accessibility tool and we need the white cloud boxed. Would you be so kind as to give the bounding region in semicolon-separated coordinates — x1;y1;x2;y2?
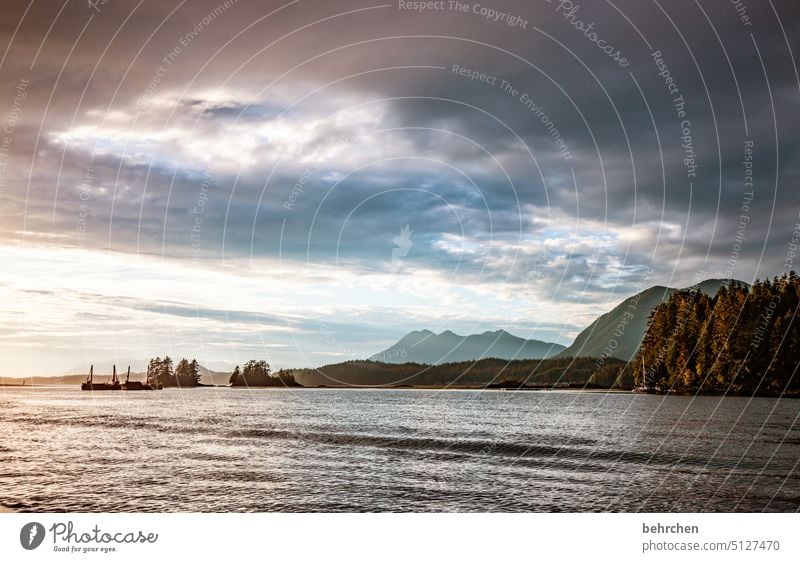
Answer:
50;89;394;173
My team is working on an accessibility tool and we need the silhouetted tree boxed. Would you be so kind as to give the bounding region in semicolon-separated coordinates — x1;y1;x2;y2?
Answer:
146;357;162;387
229;360;301;387
229;365;241;386
241;359;271;386
172;358;201;387
189;359;201;385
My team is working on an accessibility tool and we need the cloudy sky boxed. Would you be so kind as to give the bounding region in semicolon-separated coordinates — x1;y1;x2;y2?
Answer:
0;0;797;375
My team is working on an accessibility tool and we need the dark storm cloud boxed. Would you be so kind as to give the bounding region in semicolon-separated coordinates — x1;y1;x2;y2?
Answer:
1;0;798;292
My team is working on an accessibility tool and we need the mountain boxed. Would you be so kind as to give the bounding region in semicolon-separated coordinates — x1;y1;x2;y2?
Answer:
2;374;92;385
557;278;747;361
196;365;231;386
370;329;566;365
690;278;751;295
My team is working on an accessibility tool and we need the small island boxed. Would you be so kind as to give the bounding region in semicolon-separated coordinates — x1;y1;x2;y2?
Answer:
147;357;301;388
145;357;203;388
228;360;301;387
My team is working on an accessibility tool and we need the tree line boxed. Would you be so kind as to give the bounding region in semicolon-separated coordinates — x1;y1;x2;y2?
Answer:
633;272;800;395
144;357;301;387
229;360;300;387
283;356;632;387
146;357;202;387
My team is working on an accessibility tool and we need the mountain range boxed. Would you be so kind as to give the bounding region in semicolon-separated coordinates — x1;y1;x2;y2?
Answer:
555;278;745;360
369;329;565;364
35;278;749;382
372;278;745;365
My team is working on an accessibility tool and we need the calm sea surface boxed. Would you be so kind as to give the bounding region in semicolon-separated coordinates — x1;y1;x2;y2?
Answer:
0;387;798;512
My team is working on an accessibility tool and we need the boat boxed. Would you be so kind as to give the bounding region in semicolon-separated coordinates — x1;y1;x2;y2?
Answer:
121;366;158;390
633;355;658;394
633;386;658;394
80;365;122;391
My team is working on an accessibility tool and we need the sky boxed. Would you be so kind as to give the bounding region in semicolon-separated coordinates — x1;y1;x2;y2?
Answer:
0;0;798;375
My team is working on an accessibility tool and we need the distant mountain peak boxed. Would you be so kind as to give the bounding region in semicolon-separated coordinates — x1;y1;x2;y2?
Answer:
557;277;748;361
371;329;565;365
687;277;749;294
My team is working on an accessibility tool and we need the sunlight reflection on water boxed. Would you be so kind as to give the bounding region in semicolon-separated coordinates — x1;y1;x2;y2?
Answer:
0;387;797;512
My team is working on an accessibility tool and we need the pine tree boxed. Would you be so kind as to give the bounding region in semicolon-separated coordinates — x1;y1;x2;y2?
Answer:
230;365;241;386
189;359;201;385
174;358;190;387
634;277;800;396
146;357;161;387
694;296;715;391
160;356;175;386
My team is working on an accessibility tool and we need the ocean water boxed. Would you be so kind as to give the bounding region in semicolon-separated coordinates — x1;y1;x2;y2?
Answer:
0;387;798;512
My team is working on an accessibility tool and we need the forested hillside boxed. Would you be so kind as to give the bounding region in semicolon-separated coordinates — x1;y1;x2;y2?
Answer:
289;356;632;388
633;273;800;395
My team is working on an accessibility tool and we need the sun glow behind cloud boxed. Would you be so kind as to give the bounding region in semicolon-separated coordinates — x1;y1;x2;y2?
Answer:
0;235;631;375
4;83;685;375
50;89;389;172
2;0;793;377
